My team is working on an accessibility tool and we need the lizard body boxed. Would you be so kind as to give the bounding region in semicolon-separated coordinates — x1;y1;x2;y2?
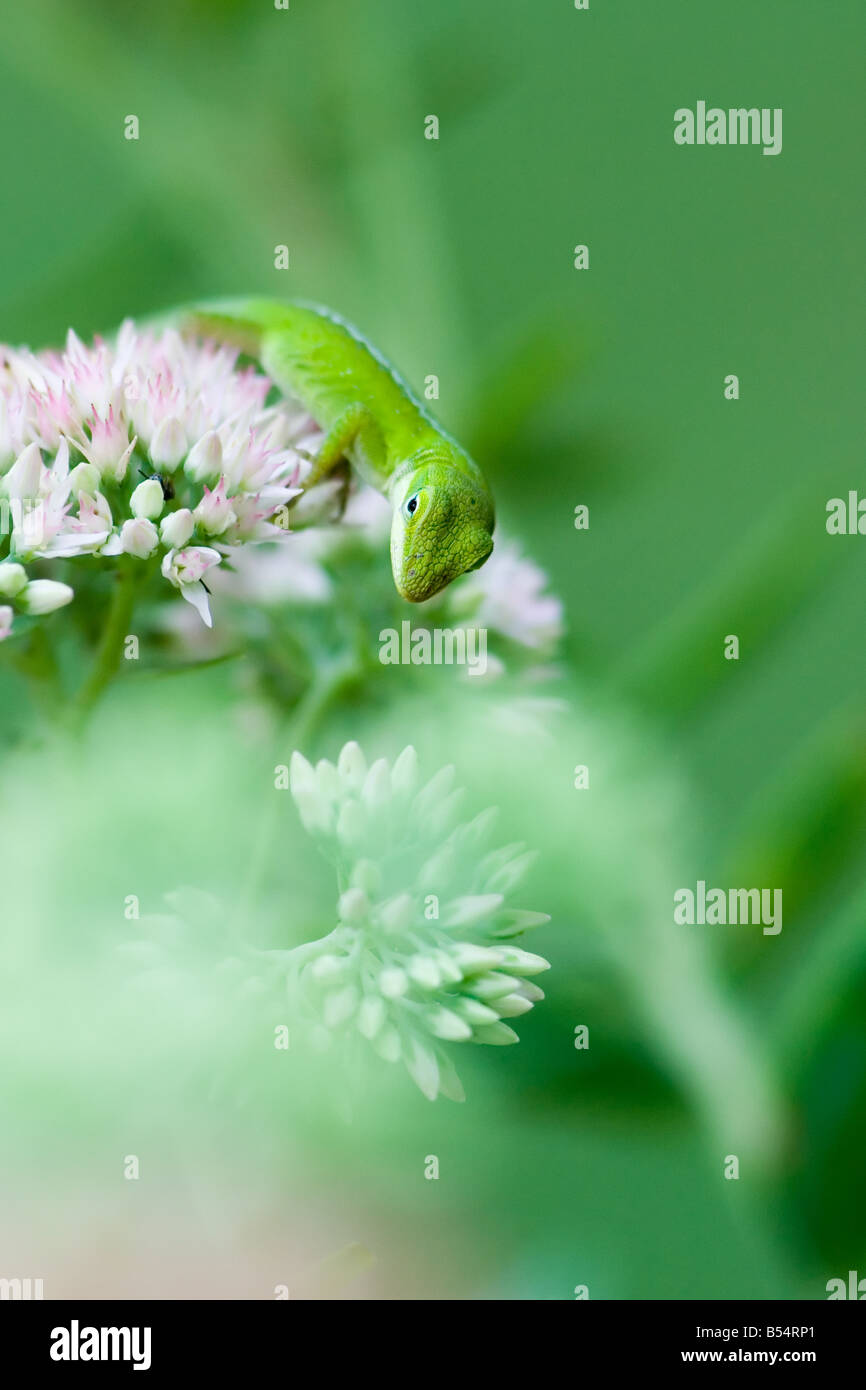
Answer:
182;298;495;601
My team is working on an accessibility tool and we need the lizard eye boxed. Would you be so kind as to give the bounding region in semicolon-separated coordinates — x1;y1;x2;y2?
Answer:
405;493;420;517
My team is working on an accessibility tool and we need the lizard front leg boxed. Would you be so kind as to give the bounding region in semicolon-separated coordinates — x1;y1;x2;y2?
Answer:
298;402;387;519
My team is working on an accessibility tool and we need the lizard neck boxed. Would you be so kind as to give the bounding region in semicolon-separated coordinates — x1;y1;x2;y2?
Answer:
388;440;480;506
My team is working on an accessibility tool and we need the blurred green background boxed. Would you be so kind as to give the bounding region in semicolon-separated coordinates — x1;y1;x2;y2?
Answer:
1;0;864;1299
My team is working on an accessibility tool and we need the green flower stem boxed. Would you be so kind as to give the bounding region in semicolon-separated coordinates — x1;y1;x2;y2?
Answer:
70;563;141;728
14;622;64;721
232;654;361;934
286;652;361;752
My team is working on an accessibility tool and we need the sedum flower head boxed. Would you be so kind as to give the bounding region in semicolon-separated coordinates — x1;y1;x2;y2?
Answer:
287;741;550;1100
0;322;308;628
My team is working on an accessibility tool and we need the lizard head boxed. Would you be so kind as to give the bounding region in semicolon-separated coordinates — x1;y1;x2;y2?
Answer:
391;457;495;603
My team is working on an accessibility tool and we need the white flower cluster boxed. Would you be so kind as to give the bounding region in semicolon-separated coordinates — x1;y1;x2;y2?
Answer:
447;539;564;654
0;322;307;634
288;741;550;1100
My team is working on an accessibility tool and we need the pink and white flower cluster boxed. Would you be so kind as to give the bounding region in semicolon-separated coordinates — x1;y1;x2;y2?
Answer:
447;540;564;653
0;321;308;635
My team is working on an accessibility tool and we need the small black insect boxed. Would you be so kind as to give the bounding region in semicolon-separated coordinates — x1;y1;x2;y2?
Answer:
138;465;175;501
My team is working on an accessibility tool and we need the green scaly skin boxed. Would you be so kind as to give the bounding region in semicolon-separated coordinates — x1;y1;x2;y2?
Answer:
179;298;495;602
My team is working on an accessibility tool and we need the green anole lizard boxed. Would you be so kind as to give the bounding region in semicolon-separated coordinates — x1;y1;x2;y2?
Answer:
180;298;495;602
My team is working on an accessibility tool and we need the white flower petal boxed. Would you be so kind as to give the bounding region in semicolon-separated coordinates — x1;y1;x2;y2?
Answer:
179;582;213;628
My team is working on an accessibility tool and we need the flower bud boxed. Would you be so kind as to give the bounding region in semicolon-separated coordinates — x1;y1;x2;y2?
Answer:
314;758;342;803
150;416;187;468
405;1039;440;1100
338;888;369;923
336;798;366;848
362;758;391;808
391;744;419;795
492;992;534;1018
130;478;164;520
450;943;503;975
471;1022;520;1046
323;985;359;1029
67;462;101;497
519;981;545;1002
290;750;333;835
184;430;222;483
19;579;74;615
424;1007;472;1042
357;996;386;1040
379;967;409;999
453;997;499;1027
120;517;159;558
467;971;521;1001
0;562;27;598
495;946;550;976
309;954;345;983
407;955;441;990
337;741;367;790
160;508;194;548
194;479;236;537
